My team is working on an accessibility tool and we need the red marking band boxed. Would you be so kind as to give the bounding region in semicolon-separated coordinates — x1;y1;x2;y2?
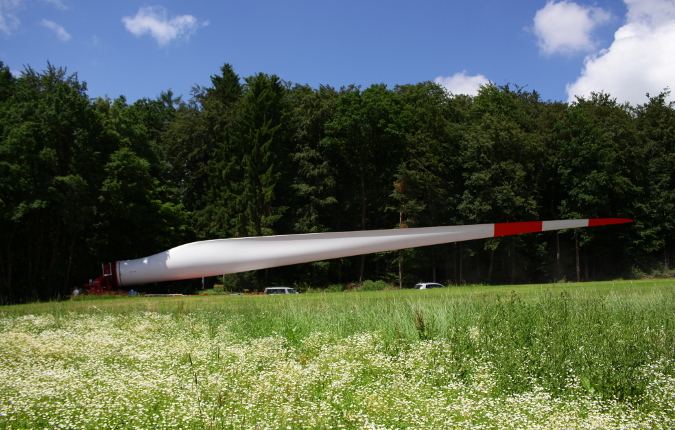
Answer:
494;221;543;237
588;218;634;226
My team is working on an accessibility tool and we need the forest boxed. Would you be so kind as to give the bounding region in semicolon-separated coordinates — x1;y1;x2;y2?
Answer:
0;61;673;301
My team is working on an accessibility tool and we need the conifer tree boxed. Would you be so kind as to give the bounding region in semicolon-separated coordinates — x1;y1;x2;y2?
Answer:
207;72;287;238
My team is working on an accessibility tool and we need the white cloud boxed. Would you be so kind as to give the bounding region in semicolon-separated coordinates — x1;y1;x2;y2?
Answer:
566;0;675;105
0;0;24;35
1;0;66;35
434;71;491;96
41;18;69;41
122;6;206;46
533;0;612;55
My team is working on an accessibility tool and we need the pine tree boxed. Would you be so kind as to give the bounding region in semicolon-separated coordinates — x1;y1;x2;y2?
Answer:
206;72;288;238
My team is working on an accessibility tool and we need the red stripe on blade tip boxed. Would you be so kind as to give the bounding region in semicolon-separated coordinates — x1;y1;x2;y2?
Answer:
494;221;543;237
588;218;634;226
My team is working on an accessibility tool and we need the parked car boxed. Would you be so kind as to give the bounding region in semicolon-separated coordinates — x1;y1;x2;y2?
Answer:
263;286;299;294
413;283;444;289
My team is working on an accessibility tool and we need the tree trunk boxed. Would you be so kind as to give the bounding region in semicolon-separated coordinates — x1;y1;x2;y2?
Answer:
459;243;463;285
398;249;403;289
338;261;342;285
453;244;457;285
0;224;16;294
665;239;669;270
488;248;494;282
432;249;436;283
445;254;451;284
359;156;366;282
510;242;516;285
399;195;404;289
556;232;561;281
63;233;77;291
575;231;580;283
30;218;46;293
49;218;61;272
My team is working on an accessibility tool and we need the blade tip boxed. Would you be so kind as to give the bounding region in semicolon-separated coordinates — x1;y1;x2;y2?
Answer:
588;218;634;226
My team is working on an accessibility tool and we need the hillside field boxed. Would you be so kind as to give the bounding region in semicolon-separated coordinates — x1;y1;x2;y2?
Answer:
1;279;675;429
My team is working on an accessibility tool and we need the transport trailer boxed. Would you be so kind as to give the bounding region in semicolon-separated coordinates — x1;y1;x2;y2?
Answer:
84;263;127;295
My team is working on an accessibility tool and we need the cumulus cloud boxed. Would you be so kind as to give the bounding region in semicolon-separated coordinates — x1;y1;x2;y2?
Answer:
122;6;206;46
0;0;24;34
41;18;69;41
566;0;675;105
434;71;491;96
533;0;612;55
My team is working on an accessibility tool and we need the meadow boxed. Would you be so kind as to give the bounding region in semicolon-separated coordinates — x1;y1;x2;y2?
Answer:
1;279;675;429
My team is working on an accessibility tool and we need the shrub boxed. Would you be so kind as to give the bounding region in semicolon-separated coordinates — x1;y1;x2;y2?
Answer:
359;280;390;291
200;285;227;295
324;284;346;292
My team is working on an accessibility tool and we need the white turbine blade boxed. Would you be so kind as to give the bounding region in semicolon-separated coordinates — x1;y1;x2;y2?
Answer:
115;218;632;287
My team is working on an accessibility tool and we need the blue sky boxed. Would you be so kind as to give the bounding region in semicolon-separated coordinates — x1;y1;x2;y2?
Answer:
1;0;673;105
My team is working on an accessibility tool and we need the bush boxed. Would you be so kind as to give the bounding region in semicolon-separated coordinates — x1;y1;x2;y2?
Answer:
324;284;346;292
292;281;311;293
200;285;227;295
359;280;390;291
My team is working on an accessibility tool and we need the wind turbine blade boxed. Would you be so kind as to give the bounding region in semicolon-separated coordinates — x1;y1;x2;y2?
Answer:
115;218;633;287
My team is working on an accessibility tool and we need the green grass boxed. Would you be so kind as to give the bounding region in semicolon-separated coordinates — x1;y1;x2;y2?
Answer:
3;277;667;316
1;279;675;429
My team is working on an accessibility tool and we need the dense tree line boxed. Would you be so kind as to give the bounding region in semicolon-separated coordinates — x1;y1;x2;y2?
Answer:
1;61;673;301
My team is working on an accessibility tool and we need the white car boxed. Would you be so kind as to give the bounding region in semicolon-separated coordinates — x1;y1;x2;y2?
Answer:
413;283;444;289
263;286;299;294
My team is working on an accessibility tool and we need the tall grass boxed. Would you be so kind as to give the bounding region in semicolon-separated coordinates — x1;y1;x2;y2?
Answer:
1;280;675;428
